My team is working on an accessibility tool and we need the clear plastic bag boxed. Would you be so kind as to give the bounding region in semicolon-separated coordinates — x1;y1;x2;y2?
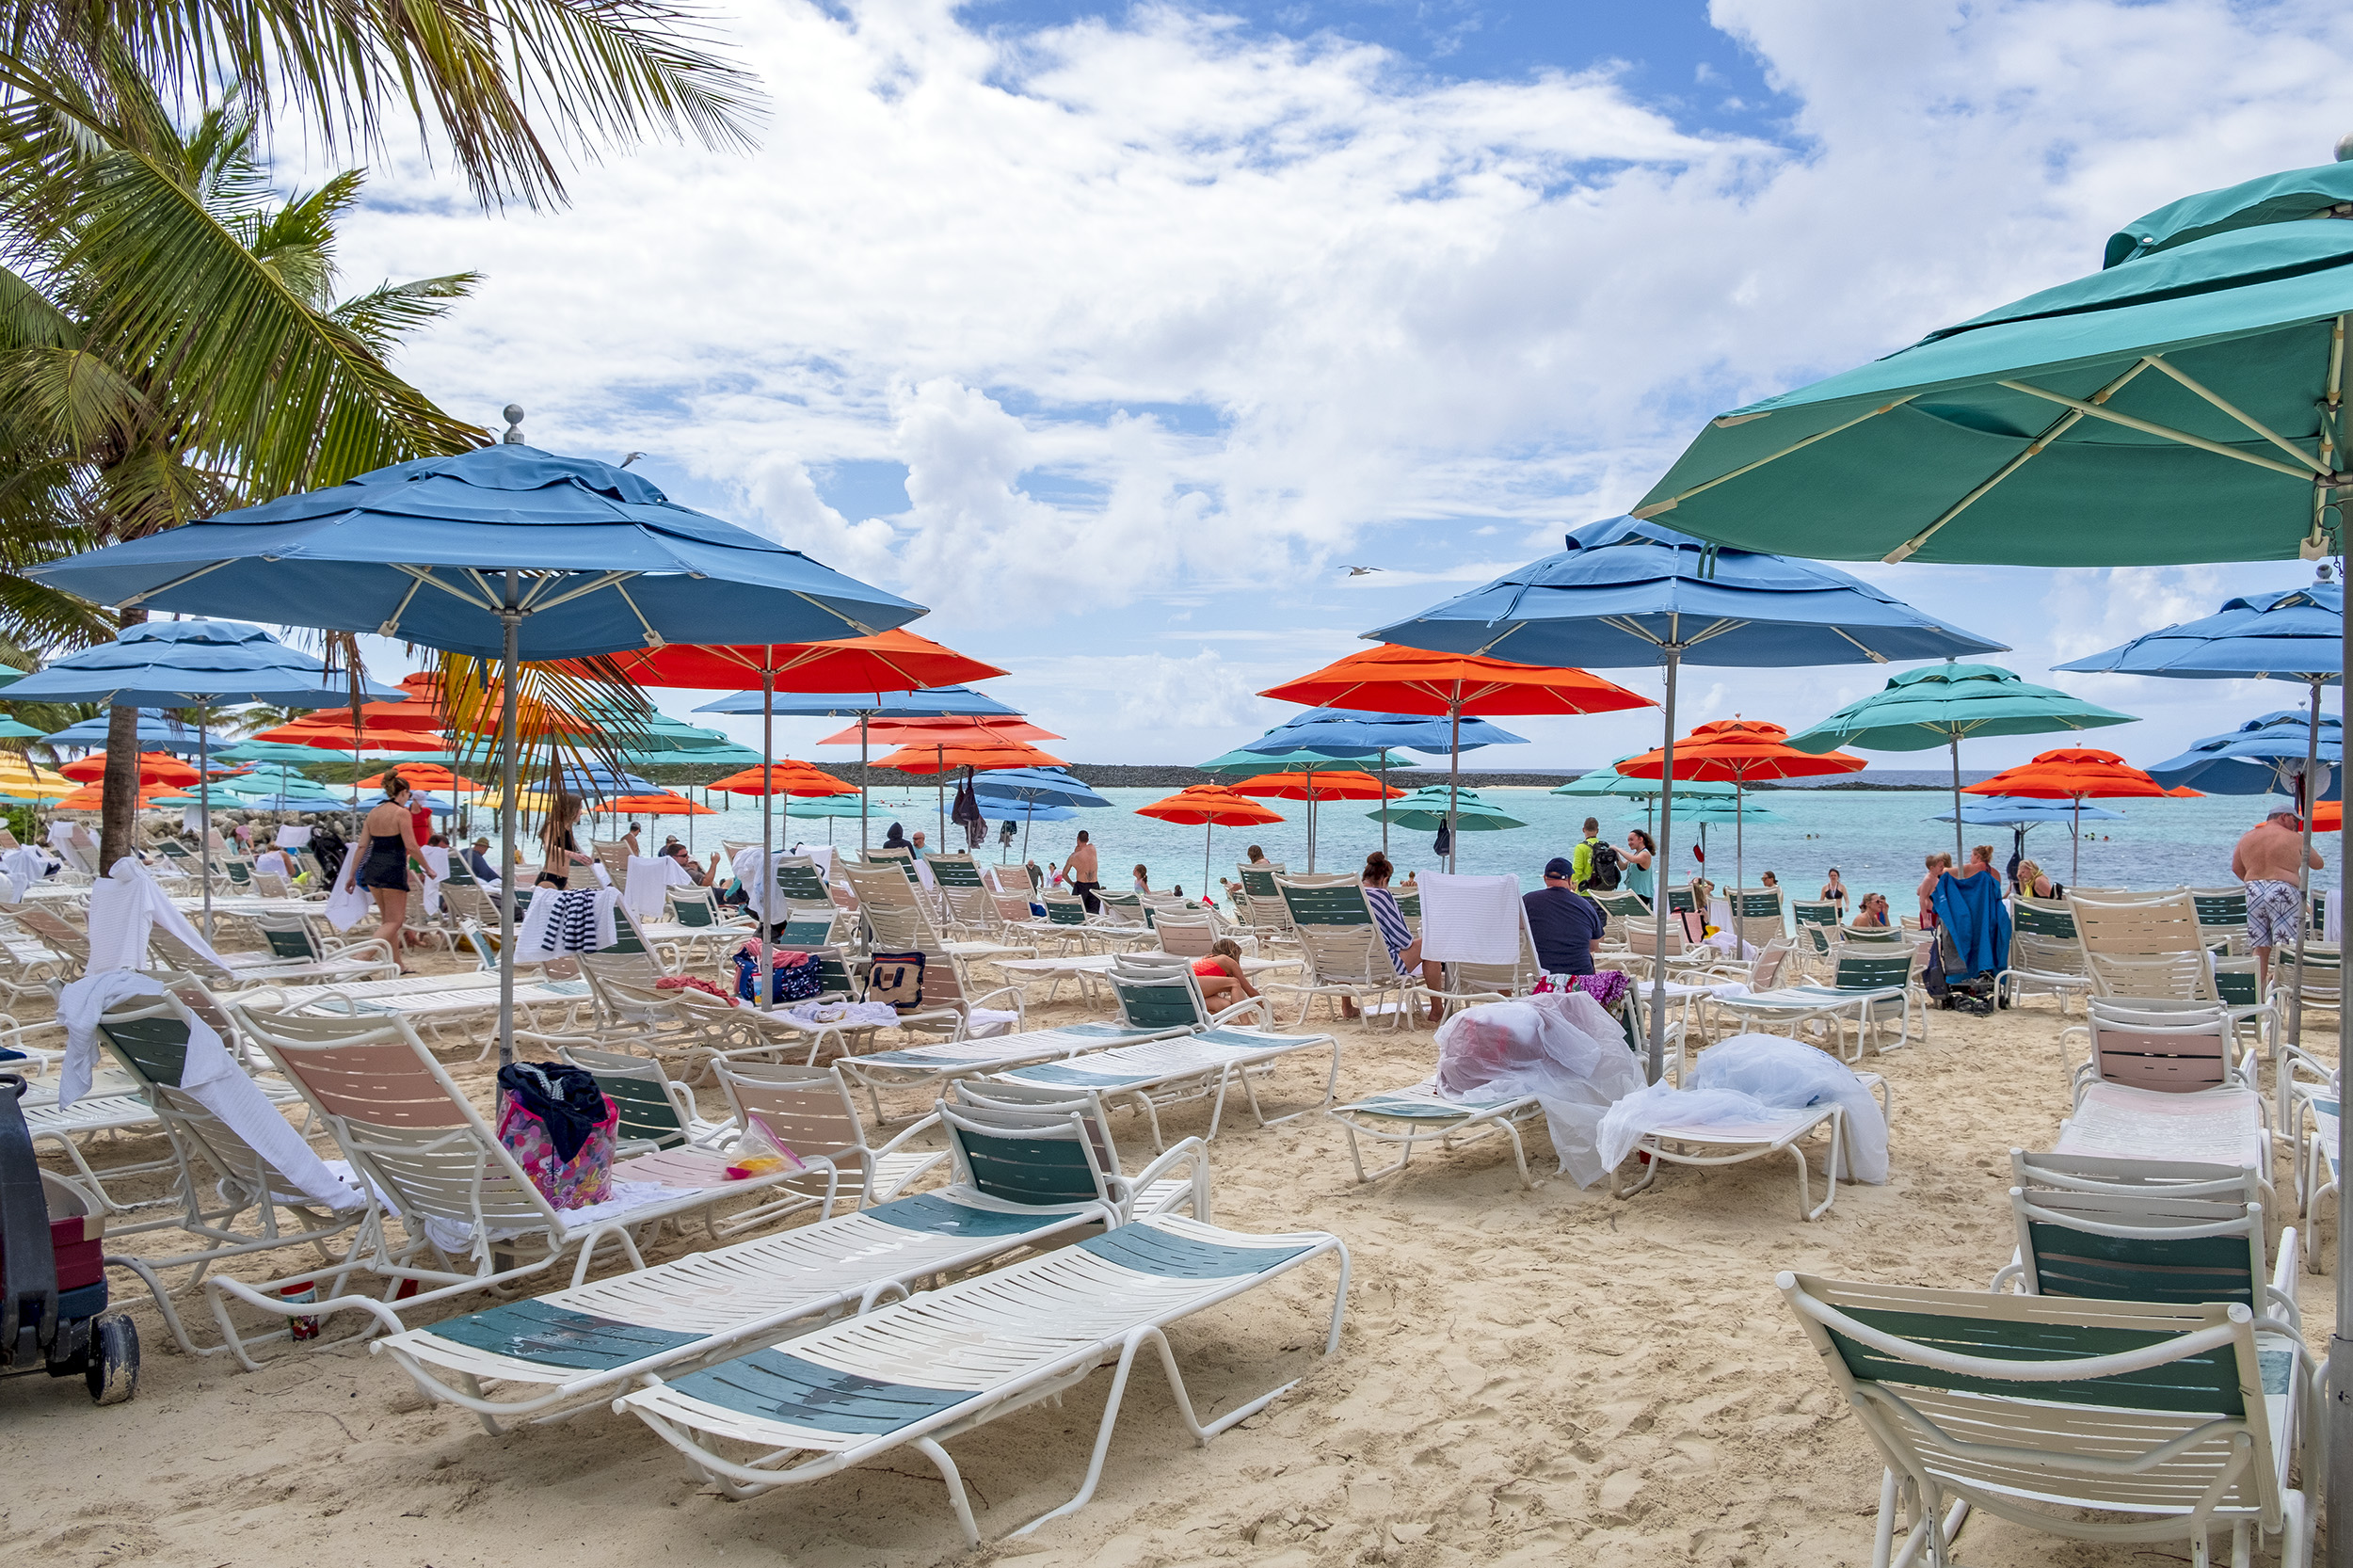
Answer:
1433;991;1646;1187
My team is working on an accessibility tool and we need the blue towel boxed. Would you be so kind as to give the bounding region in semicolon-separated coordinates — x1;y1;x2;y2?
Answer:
1931;872;2011;982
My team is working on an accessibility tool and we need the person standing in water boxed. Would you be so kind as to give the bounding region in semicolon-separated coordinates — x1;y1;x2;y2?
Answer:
1066;830;1100;912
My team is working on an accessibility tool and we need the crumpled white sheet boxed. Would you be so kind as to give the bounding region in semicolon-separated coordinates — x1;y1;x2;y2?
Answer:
1432;990;1644;1187
779;1000;901;1030
1595;1032;1889;1184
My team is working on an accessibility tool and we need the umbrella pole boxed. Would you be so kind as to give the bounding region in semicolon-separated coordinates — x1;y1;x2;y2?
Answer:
2291;677;2322;1048
1646;650;1681;1085
1734;777;1744;954
2071;797;2081;885
1448;699;1461;874
1203;822;1211;904
1949;731;1964;870
860;714;871;856
198;720;213;941
496;575;520;1070
760;664;775;1007
935;744;945;848
1380;754;1388;857
2332;598;2352;1563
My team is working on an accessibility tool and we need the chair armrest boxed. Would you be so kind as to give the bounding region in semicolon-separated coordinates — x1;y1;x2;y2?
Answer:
1208;995;1272;1028
1125;1135;1212;1222
2271;1224;2301;1315
873;1111;944;1157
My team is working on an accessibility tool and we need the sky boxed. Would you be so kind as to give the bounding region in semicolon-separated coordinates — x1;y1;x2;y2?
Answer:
317;0;2353;773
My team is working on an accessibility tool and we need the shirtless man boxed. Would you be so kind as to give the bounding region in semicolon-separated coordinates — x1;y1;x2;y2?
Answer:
1065;830;1101;913
2233;809;2324;987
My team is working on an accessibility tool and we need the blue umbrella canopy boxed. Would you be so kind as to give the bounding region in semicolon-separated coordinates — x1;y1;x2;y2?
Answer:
42;710;221;753
1371;516;2007;668
544;762;658;798
968;767;1112;808
2056;580;2342;684
1195;745;1414;773
5;618;404;709
1932;795;2128;827
27;446;923;660
694;685;1017;718
2146;711;2343;798
1241;708;1528;757
1374;512;2004;1082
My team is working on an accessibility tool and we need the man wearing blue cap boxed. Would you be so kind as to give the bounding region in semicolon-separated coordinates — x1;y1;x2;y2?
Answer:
1525;856;1607;977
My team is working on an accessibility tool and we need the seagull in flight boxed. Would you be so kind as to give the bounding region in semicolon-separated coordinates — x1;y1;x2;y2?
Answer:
1343;565;1383;577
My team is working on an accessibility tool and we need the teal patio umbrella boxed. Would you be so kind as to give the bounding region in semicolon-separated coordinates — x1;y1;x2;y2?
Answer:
1631;152;2353;1530
1787;663;2136;863
1369;786;1528;833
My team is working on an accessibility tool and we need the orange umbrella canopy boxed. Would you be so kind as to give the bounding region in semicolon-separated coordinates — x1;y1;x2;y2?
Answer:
58;750;200;786
1259;644;1655;718
603;792;717;816
874;740;1066;774
1616;718;1868;784
2162;785;2206;798
1135;786;1288;826
822;715;1063;746
1225;771;1404;802
560;627;1008;695
55;782;162;811
1963;748;2168;801
2315;801;2342;831
358;764;482;792
251;709;449;751
393;672;598;740
705;760;860;797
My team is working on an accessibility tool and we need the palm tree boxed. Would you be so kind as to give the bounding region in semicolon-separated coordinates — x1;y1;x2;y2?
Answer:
0;82;486;861
0;0;760;209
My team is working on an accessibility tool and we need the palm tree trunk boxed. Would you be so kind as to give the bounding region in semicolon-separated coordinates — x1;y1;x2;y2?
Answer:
97;608;147;868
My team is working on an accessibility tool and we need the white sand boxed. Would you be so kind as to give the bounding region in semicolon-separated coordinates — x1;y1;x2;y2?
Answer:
6;962;2336;1567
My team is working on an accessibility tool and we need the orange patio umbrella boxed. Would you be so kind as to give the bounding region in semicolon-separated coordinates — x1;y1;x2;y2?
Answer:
1137;785;1288;898
2163;785;2206;798
2314;801;2342;832
821;714;1063;745
551;627;1008;860
54;781;163;812
1965;747;2167;882
1617;719;1865;940
58;750;200;788
358;764;482;793
1260;643;1652;869
873;740;1067;774
706;760;860;797
603;792;717;817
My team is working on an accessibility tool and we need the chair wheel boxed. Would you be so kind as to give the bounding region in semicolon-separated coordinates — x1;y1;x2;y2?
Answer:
85;1314;138;1405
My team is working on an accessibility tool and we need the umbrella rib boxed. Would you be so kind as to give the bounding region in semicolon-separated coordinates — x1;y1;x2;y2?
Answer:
1996;379;2323;482
2141;355;2332;476
1827;626;1891;664
525;570;637;615
401;565;503;616
116;557;238;609
608;580;665;648
1681;618;1747;649
376;569;435;634
1631;397;1916;518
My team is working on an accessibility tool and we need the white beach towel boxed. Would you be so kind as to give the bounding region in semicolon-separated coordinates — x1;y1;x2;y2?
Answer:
622;854;688;918
514;887;619;963
1417;872;1524;965
274;825;312;849
418;843;451;914
324;847;372;932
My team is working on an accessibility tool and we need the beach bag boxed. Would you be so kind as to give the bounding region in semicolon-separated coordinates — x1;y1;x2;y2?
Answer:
1588;842;1622;890
865;951;927;1013
732;944;822;1005
494;1063;616;1209
1675;909;1705;944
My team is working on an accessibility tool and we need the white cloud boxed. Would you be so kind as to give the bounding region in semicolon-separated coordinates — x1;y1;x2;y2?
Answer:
329;0;2353;762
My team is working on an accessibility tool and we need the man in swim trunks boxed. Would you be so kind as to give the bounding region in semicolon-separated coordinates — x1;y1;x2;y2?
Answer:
2233;808;2324;988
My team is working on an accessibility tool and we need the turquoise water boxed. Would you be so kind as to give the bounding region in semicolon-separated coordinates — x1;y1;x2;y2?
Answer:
631;783;2337;913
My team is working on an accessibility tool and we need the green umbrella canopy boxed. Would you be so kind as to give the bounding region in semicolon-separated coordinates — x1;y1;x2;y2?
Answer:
0;717;44;739
1369;787;1528;832
1787;664;2137;751
1553;759;1737;799
211;740;341;766
1633;159;2353;567
1660;798;1787;825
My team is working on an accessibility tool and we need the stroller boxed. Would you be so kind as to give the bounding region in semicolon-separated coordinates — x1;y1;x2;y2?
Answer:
1;1076;137;1404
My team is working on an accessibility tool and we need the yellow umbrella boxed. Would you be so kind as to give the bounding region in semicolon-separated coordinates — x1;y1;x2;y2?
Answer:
0;752;75;800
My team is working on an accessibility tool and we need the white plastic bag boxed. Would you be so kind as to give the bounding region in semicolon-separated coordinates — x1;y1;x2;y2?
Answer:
1432;990;1644;1187
1595;1033;1888;1183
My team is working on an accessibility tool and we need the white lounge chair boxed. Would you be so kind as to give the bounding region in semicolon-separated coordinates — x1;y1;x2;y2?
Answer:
1325;1085;1547;1187
1610;1072;1889;1221
616;1202;1348;1544
836;1019;1193;1124
1779;1272;2313;1568
1710;948;1922;1061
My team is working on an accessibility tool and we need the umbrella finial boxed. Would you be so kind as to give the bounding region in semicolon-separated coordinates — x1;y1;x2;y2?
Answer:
501;405;526;444
2337;132;2353;163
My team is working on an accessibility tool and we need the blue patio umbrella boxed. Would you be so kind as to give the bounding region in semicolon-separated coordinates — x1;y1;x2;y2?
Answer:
544;762;658;798
30;428;924;1067
1931;794;2127;877
2059;574;2345;1050
2147;711;2343;799
41;710;221;754
1241;709;1527;855
8;619;406;933
968;768;1111;859
1369;513;2005;1083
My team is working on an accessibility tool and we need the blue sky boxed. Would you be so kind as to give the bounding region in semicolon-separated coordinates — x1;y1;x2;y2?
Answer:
335;0;2353;774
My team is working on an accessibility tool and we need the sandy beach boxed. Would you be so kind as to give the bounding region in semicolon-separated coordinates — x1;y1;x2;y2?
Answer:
6;956;2330;1568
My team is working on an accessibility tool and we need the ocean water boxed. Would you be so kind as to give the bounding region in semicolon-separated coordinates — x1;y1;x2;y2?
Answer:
616;782;2335;914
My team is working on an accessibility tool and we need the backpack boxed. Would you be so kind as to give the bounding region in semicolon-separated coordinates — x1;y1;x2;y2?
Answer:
1588;842;1622;889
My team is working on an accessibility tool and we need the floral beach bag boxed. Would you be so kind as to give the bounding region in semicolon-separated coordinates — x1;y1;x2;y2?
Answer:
494;1062;618;1209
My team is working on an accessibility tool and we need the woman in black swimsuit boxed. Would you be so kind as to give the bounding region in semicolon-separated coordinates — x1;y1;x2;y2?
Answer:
537;794;594;888
358;776;424;972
